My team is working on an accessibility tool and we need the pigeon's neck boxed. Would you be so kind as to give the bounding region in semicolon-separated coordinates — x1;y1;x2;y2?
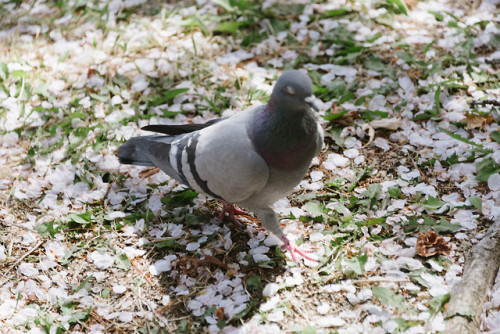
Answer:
250;104;318;170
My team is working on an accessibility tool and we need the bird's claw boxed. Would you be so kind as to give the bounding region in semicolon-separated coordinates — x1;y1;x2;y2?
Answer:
280;235;318;263
218;203;246;229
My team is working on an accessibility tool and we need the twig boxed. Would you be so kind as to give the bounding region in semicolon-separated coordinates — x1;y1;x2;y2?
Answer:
0;240;44;287
409;158;430;184
141;298;172;330
351;277;411;284
470;100;500;107
446;219;500;333
131;258;155;286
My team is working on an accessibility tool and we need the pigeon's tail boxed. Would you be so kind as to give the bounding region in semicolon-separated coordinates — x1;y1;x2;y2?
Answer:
117;135;186;185
117;137;158;166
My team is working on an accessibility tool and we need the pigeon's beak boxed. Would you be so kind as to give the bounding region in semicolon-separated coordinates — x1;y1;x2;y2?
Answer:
305;96;319;111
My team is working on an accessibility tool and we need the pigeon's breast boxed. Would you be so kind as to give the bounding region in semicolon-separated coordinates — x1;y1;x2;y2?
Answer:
251;112;320;171
258;140;316;170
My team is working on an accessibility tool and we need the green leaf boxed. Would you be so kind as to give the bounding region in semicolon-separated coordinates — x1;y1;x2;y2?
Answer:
297;193;318;201
343;253;367;275
337;91;356;104
101;288;111;298
348;163;374;192
432;218;462;233
424;40;436;55
361;110;388;121
163;88;189;101
214;21;240;34
73;275;93;293
155;239;179;249
89;93;108;102
245;274;262;293
232;299;258;321
304;200;329;220
212;0;235;12
408;269;430;288
388;185;403;199
469;196;482;212
367;32;382;43
11;70;26;78
434;85;441;113
0;62;8;81
428;10;444;21
443;152;459;166
491;131;500;144
150;88;189;108
421;196;445;212
298;325;317;334
372;286;404;308
386;0;408;15
330;202;352;217
359;218;385;227
321;9;349;18
115;254;131;271
58;50;70;62
405;216;462;234
61;244;78;266
182;15;208;35
429;294;450;315
161;110;180;118
372;285;414;314
70;310;90;324
476;158;500;182
161;189;199;207
364;56;390;74
34;220;58;238
68;213;90;225
326;126;345;148
362;184;382;199
326;177;346;188
413;109;439;121
327;80;347;99
440;127;483;148
59;299;74;315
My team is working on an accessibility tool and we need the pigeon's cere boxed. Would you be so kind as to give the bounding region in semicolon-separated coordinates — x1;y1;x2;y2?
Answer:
118;70;324;262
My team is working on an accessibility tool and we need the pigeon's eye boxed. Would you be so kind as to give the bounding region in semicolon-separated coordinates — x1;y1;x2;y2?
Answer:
284;86;296;95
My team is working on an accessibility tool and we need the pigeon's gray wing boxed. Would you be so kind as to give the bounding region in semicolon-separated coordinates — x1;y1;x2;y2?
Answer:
141;118;225;135
191;111;270;203
118;110;269;203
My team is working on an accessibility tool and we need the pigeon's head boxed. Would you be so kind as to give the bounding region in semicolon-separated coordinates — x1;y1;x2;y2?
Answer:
271;70;318;113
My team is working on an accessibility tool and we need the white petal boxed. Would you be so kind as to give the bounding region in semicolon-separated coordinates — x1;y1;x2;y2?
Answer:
186;242;200;251
88;251;114;270
488;173;500;191
18;263;39;277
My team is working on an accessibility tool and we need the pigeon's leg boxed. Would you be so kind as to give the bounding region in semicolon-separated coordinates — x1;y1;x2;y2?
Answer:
251;206;318;263
218;203;245;229
231;206;249;216
280;235;318;263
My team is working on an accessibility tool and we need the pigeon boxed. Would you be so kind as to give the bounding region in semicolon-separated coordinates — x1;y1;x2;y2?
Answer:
118;70;324;262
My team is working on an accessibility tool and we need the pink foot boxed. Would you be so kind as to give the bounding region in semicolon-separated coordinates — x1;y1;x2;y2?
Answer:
231;206;248;215
280;235;318;263
218;203;246;229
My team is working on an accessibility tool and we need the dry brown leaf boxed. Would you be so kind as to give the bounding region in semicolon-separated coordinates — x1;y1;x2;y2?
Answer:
215;307;225;321
139;167;160;179
369;118;403;130
416;230;451;257
463;113;494;130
